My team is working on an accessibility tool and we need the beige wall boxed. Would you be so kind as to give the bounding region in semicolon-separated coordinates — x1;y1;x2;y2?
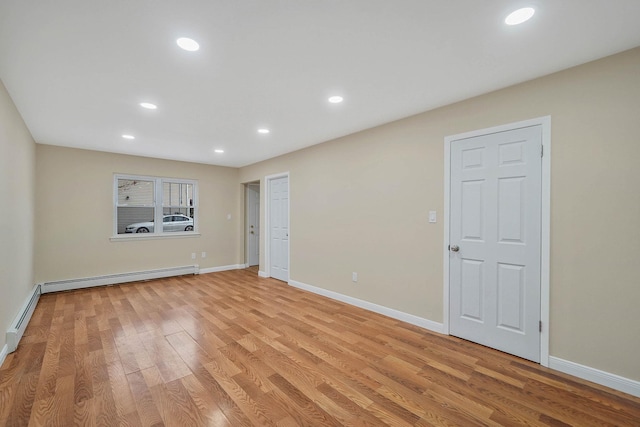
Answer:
240;47;640;381
35;145;242;282
0;80;36;352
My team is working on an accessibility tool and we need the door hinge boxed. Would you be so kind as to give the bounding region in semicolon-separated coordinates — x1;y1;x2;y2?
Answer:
541;145;544;158
539;321;542;332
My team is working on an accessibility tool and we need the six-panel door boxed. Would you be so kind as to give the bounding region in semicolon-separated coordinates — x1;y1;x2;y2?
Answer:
269;176;289;282
449;126;542;362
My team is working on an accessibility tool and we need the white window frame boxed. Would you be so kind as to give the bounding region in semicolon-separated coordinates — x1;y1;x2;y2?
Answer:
112;174;199;240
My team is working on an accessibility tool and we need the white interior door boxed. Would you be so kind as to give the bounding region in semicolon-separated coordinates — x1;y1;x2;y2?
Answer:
449;125;542;362
269;175;289;282
246;184;260;267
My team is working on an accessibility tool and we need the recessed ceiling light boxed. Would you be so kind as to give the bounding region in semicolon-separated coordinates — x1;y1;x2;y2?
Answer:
257;128;270;134
328;96;344;104
122;134;135;140
214;149;224;153
176;37;200;51
505;7;535;25
139;102;157;110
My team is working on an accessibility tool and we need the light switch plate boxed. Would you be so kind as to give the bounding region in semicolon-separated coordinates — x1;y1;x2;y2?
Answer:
429;210;437;223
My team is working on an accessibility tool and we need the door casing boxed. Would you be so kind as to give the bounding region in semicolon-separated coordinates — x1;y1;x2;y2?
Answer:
443;116;551;366
245;182;260;267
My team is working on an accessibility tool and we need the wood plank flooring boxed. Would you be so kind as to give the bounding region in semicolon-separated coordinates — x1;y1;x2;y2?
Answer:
1;269;638;426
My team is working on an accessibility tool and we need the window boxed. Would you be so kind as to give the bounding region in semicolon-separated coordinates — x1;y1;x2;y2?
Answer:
114;174;197;236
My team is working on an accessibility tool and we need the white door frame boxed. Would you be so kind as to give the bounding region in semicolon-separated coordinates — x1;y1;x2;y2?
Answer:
264;172;290;281
443;116;551;366
245;182;260;267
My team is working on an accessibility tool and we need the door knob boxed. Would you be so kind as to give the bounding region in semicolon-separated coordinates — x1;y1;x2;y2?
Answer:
450;245;460;252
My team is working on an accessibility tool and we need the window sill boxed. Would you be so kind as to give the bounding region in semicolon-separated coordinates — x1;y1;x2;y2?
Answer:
110;232;201;242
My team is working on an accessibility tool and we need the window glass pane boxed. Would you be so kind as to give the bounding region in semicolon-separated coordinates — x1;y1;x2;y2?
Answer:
163;182;193;208
162;181;195;232
118;179;154;206
117;207;155;234
160;214;193;232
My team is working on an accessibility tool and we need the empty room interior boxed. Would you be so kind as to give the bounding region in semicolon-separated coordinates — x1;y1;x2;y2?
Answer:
1;1;639;425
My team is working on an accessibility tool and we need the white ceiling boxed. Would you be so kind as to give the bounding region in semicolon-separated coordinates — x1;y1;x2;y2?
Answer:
1;1;640;167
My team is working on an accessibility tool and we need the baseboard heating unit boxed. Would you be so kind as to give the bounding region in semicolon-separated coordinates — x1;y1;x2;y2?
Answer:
6;284;41;353
41;265;199;294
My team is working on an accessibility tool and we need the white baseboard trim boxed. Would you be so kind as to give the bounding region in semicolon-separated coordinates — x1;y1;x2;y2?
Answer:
6;284;41;353
199;264;246;274
258;270;268;278
549;356;640;398
41;265;199;293
288;279;444;334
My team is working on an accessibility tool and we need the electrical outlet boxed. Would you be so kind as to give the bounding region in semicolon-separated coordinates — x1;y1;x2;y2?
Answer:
352;272;358;282
201;252;206;258
191;253;196;260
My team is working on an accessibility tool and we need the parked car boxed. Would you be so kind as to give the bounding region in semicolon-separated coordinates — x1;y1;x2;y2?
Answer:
125;214;194;233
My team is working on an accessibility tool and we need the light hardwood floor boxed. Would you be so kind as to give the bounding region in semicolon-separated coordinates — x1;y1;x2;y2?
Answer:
1;269;638;426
